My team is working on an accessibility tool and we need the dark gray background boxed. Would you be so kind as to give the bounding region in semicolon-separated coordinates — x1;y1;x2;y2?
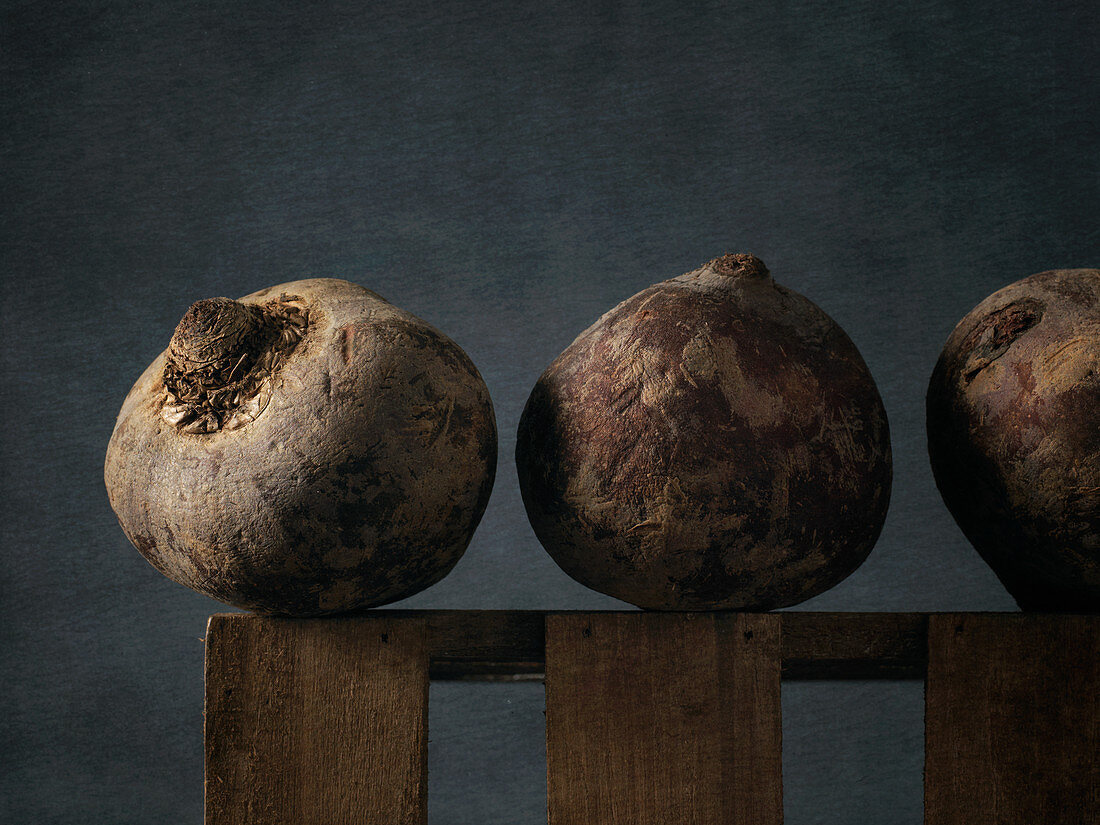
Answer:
3;1;1097;822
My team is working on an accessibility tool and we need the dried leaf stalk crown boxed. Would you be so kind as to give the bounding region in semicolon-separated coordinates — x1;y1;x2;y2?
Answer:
161;294;307;434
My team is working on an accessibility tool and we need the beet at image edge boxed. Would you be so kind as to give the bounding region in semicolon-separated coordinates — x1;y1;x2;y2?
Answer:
516;253;893;611
927;267;1100;612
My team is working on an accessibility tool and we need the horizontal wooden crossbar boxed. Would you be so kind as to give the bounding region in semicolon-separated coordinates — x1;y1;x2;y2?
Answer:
210;610;932;680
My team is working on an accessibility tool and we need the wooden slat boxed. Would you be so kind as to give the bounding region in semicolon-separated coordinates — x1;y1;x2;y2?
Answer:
422;609;546;680
204;615;429;825
545;612;783;825
306;609;928;679
925;613;1100;825
781;611;927;679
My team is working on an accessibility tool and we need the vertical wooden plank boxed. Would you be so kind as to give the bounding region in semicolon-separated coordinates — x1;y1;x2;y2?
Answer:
925;614;1100;825
545;612;783;825
204;615;429;825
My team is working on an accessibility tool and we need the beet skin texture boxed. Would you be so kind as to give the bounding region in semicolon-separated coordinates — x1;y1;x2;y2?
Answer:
927;268;1100;612
516;254;892;611
105;278;497;616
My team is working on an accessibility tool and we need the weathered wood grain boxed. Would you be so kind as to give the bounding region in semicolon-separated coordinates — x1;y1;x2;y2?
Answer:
925;613;1100;824
545;612;783;825
204;614;429;825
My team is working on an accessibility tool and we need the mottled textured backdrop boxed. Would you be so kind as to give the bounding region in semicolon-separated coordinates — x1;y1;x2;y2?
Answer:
2;1;1097;823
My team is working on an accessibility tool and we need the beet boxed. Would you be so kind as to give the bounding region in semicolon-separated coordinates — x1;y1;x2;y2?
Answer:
105;278;496;616
927;268;1100;611
516;254;892;610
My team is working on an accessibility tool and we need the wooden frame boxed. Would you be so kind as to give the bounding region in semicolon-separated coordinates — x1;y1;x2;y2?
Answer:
204;611;1098;824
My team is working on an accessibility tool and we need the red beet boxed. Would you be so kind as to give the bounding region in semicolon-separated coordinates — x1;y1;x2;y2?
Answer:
927;268;1100;611
516;254;892;610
